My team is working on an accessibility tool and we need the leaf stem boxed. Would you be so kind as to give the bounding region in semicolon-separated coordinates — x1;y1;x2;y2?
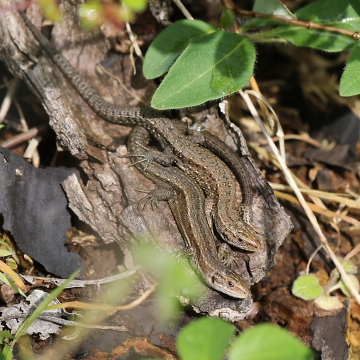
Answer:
222;0;360;40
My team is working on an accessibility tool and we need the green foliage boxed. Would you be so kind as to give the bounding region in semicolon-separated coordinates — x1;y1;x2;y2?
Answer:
122;0;147;13
176;319;313;360
251;26;354;52
248;0;358;51
220;8;235;29
228;323;313;360
336;257;358;274
177;318;235;360
0;332;14;360
78;0;147;29
0;239;25;297
38;0;62;22
340;41;360;96
143;20;217;79
292;274;324;300
295;0;360;25
134;243;200;321
143;0;360;108
339;274;360;297
0;269;80;359
314;295;343;311
144;20;255;109
253;0;294;18
292;258;359;310
0;272;26;298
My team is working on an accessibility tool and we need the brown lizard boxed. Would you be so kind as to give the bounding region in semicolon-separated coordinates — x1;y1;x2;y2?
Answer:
19;11;260;252
128;125;250;298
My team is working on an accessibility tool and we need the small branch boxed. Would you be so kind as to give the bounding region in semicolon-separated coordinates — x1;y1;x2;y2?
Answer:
0;313;128;331
0;124;49;149
223;0;360;40
172;0;194;20
47;283;157;312
21;265;142;289
0;78;20;123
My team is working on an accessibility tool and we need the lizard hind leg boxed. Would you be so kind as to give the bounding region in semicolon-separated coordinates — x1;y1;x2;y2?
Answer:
217;243;238;269
137;187;177;210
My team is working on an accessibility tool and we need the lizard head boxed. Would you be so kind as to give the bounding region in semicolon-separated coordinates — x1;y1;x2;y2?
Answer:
219;222;261;252
210;269;249;299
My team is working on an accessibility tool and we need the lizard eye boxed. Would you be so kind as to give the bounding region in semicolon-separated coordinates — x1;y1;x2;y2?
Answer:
227;281;234;288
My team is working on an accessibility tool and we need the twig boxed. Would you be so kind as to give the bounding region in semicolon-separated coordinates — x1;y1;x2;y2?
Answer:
271;183;360;209
223;0;360;39
263;134;322;148
172;0;193;20
47;283;157;312
273;190;360;227
21;265;142;289
345;244;360;261
0;77;20;123
0;124;49;148
0;313;128;331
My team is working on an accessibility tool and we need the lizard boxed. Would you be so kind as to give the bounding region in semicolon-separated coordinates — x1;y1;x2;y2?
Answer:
174;120;255;225
19;11;260;252
128;125;250;299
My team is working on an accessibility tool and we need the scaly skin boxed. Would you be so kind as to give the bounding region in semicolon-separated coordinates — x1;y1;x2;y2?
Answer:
128;126;249;299
20;11;260;251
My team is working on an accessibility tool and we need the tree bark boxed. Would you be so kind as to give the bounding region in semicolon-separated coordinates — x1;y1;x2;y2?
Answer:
0;0;292;320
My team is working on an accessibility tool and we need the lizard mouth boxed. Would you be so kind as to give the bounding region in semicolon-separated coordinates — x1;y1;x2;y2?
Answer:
211;272;249;299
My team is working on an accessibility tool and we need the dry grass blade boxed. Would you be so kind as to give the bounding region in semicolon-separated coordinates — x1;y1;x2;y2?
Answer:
240;89;360;305
273;190;360;227
46;283;156;312
271;183;360;209
0;259;26;292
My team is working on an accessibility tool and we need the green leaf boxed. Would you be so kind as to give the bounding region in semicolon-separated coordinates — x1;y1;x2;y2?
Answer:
0;272;26;297
0;331;14;340
38;0;62;22
337;257;358;274
340;41;360;96
253;0;294;18
11;269;80;348
252;26;354;52
0;343;12;360
339;274;360;297
78;1;104;30
0;240;13;253
177;318;235;360
314;295;343;311
151;31;255;109
143;20;217;79
123;0;147;13
295;0;360;25
0;250;12;257
228;324;313;360
134;244;199;321
243;0;295;30
292;274;324;300
246;0;359;51
220;8;235;28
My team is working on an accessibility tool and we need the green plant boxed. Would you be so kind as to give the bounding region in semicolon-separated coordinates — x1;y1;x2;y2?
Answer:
38;0;148;29
143;0;360;109
0;270;79;360
176;318;314;360
0;239;26;297
292;257;359;310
